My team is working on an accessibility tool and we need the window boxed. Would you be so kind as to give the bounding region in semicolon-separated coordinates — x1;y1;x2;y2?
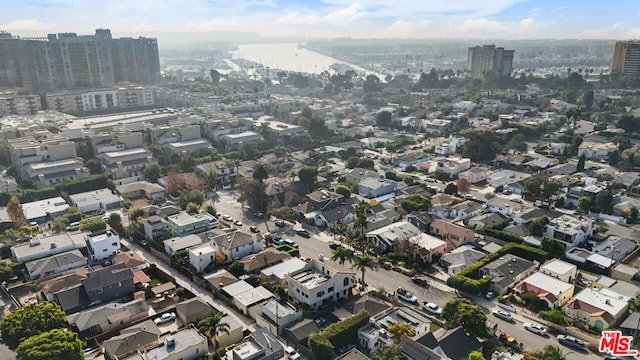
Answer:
343;278;349;286
95;288;103;295
111;242;118;246
328;287;334;292
316;291;324;298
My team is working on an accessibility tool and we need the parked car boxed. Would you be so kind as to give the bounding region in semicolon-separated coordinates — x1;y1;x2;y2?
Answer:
215;211;221;218
314;318;327;327
329;242;342;250
295;229;310;238
556;335;585;350
154;312;176;325
412;276;430;287
233;220;243;226
524;323;547;336
382;261;394;270
485;291;497;300
253;211;265;219
492;310;514;322
222;215;233;222
464;194;477;200
249;226;260;233
422;302;442;315
283;239;299;248
502;189;512;195
275;219;286;227
510;198;523;204
285;346;301;360
66;222;80;231
396;287;418;303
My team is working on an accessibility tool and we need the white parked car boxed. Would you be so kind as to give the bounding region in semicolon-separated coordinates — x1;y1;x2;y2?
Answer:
396;288;418;303
285;346;301;360
154;312;176;325
492;310;514;322
222;215;233;222
524;323;547;336
422;302;442;315
233;220;243;226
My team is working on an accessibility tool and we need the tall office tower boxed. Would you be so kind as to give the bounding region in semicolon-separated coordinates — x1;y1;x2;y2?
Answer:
611;40;640;77
467;45;515;79
0;29;160;92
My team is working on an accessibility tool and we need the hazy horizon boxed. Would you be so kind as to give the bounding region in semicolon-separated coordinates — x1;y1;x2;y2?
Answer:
1;0;639;46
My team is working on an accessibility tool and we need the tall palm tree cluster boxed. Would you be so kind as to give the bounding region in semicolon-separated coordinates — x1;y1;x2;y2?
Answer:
197;311;231;353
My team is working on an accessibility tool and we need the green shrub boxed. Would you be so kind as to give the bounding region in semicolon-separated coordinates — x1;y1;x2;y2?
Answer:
275;245;299;257
309;310;370;359
308;333;334;360
539;309;567;326
478;227;524;244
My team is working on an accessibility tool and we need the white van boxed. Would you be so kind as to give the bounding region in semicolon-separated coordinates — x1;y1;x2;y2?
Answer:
285;346;301;360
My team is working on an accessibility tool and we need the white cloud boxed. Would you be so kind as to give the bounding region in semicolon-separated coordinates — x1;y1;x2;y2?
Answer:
455;17;508;33
1;18;56;31
579;21;640;39
382;20;433;38
277;3;366;27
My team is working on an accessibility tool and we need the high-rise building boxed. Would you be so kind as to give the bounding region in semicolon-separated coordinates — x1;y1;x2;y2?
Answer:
611;40;640;77
467;45;514;79
0;29;160;92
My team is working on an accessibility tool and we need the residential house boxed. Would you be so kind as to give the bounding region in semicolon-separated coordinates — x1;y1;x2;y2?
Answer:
544;214;593;248
205;118;249;141
485;198;515;217
434;136;467;156
358;307;430;352
12;232;87;262
67;298;148;338
116;181;166;200
112;252;148;271
406;212;435;233
102;320;160;360
231;328;284;360
563;287;630;330
69;189;122;214
8;136;89;189
487;170;532;194
514;272;575;308
345;167;379;186
430;219;476;250
540;259;577;284
467;212;508;229
394;152;430;170
578;141;617;161
480;255;537;295
423;118;452;134
400;327;482;360
85;231;120;261
260;257;307;285
239;248;291;274
358;177;397;199
513;207;562;225
21;196;70;224
92;130;144;156
439;245;485;276
282;320;321;356
204;269;239;293
99;148;154;179
141;325;208;360
255;118;306;145
220;131;263;152
400;233;448;263
175;298;212;326
197;160;239;188
163;235;204;256
143;215;172;242
458;167;491;184
449;201;483;220
286;259;356;310
306;190;344;211
201;229;264;263
25;249;87;281
233;286;274;316
592;236;638;264
41;268;88;302
256;300;302;336
314;204;356;227
188;243;217;273
167;212;219;236
366;221;422;253
436;157;472;177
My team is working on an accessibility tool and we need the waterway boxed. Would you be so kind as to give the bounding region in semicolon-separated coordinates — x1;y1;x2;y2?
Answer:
231;42;386;78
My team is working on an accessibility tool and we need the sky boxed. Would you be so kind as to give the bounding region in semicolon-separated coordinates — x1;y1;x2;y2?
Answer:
1;0;640;41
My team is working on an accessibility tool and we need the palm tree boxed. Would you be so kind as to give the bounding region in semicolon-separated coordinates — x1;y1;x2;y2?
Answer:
197;311;231;350
352;253;375;285
252;163;270;184
331;246;354;266
354;200;371;246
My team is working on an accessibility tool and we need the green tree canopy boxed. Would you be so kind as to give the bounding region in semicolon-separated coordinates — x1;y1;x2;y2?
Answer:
375;111;392;127
541;237;566;258
143;164;162;182
298;166;319;188
577;196;591;213
6;195;26;229
228;260;245;277
528;216;549;236
334;184;351;198
441;298;487;337
400;194;432;213
16;328;84;360
576;154;586;172
460;131;501;162
79;218;107;233
0;264;12;283
468;350;486;360
0;302;67;350
444;183;458;195
178;189;204;209
371;344;405;360
352;254;375;284
524;176;562;200
252;163;270;183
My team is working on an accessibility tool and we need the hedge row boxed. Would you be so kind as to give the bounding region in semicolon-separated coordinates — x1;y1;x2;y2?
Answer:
309;310;370;360
477;226;524;244
446;243;549;294
275;245;299;257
